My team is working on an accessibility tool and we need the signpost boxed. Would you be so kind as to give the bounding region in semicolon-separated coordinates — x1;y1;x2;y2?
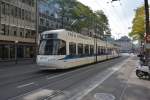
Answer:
145;34;150;49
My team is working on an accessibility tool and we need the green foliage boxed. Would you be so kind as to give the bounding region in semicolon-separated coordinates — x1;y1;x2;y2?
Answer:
130;6;145;40
95;10;111;35
48;0;111;36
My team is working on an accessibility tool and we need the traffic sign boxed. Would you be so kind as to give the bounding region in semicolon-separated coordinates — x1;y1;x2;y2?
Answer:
145;34;150;43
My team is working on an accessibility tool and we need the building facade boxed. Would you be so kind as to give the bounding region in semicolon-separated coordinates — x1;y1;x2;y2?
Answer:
115;36;133;53
38;0;62;33
0;0;36;61
38;0;74;33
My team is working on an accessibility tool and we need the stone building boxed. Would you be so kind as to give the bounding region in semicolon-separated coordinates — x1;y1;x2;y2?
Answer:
38;0;63;33
0;0;36;61
115;36;133;53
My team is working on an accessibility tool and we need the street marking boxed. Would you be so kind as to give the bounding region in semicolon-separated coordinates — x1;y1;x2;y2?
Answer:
46;58;119;80
9;57;127;100
69;58;130;100
47;72;69;80
17;82;35;88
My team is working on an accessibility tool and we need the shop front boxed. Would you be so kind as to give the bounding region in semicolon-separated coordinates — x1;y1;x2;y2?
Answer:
0;41;35;61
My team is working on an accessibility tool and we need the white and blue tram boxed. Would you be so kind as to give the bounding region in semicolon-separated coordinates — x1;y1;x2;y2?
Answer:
36;29;120;69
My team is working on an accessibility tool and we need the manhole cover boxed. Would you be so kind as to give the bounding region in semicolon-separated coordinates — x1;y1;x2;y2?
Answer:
94;93;115;100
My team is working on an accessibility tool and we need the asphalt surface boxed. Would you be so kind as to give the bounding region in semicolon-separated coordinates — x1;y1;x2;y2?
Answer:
82;56;150;100
0;56;128;100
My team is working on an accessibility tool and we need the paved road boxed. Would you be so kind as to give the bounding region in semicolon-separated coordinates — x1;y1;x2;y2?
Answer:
0;56;128;100
82;56;150;100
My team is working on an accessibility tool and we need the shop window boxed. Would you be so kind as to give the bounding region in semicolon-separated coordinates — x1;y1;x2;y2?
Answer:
0;45;9;60
10;45;15;59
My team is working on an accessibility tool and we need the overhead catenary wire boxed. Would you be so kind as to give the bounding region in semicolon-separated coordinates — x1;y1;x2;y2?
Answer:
102;0;132;38
110;2;128;36
93;0;124;38
93;1;121;34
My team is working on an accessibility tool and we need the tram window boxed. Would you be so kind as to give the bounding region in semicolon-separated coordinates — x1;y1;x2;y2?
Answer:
85;44;89;55
44;34;57;39
39;39;66;55
90;45;94;55
78;44;83;56
98;46;101;55
58;40;66;55
101;47;104;55
69;42;76;55
103;47;105;55
105;47;107;54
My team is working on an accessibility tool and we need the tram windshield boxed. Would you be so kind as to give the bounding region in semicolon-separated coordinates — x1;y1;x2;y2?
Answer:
39;39;66;55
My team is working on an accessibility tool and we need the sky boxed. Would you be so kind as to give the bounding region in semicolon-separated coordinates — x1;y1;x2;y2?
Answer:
77;0;145;39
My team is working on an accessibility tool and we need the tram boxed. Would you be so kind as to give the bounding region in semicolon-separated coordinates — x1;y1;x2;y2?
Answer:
36;29;120;69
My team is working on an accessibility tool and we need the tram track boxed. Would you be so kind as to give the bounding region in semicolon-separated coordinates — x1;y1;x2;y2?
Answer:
8;56;128;100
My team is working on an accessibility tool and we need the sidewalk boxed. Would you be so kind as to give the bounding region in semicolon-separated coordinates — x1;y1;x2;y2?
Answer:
82;56;150;100
0;58;35;68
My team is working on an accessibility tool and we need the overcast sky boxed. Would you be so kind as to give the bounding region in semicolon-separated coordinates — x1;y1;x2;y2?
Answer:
77;0;145;39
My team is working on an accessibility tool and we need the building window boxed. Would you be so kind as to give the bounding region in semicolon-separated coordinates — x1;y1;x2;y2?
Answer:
0;24;5;35
46;20;49;27
18;8;21;19
20;32;23;37
2;2;5;15
69;42;76;55
5;25;9;35
31;30;35;38
40;18;44;25
14;30;17;36
5;4;10;16
22;9;24;20
15;6;17;17
11;5;15;17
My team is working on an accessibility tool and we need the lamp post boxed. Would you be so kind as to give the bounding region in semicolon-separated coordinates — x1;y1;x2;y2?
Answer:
35;0;39;62
144;0;150;65
94;34;98;63
15;40;18;64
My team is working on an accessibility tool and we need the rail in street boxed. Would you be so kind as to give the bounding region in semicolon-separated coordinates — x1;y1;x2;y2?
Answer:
0;56;128;100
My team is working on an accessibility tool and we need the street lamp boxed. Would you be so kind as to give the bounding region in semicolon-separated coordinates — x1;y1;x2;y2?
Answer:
15;40;18;64
94;34;98;63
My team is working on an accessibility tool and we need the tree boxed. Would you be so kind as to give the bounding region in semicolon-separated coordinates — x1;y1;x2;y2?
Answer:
95;10;111;36
47;0;111;37
129;6;145;40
